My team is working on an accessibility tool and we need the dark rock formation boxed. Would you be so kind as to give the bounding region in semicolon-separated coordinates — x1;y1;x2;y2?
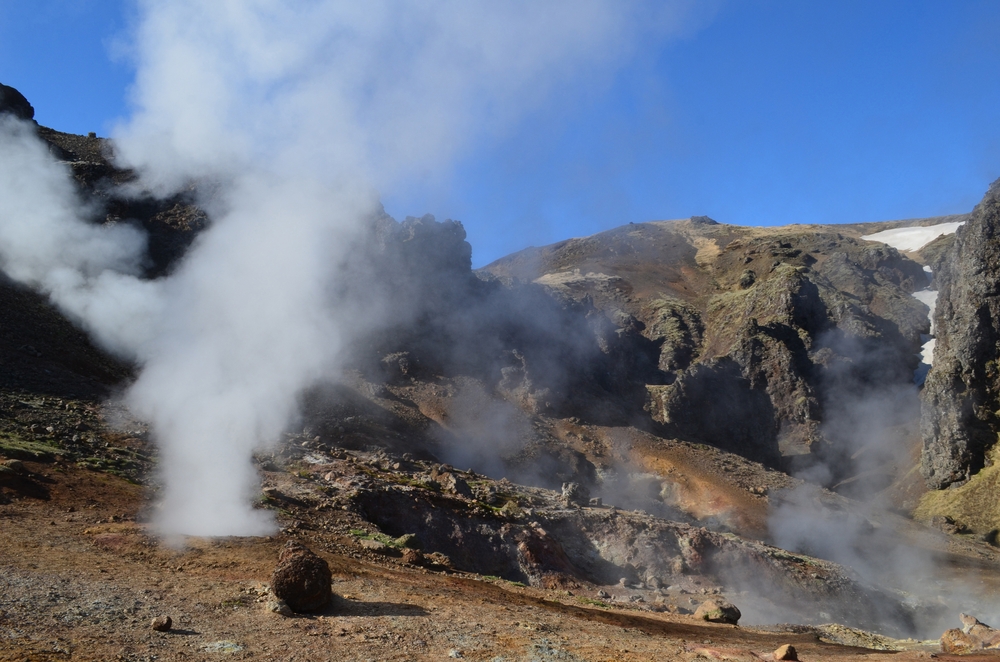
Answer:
270;541;332;612
0;83;34;121
921;180;1000;488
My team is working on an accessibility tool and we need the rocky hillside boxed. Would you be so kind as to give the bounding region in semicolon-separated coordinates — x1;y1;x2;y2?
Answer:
483;216;937;495
5;83;1000;657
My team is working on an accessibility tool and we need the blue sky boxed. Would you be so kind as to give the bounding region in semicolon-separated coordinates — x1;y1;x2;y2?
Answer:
2;1;1000;266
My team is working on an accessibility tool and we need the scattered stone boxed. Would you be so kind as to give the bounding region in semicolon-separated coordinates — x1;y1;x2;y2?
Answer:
694;598;741;625
930;515;969;535
774;643;798;660
561;482;589;506
436;472;473;498
267;599;294;617
151;615;172;632
588;497;602;507
401;548;424;565
2;459;25;473
738;269;756;289
270;541;332;613
358;538;387;551
448;649;464;658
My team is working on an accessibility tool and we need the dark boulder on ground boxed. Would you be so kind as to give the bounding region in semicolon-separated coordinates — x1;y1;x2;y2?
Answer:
270;541;333;613
921;179;1000;488
0;83;34;121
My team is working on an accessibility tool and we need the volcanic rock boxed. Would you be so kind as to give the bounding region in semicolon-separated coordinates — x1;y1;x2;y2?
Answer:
693;598;741;625
150;615;172;632
922;179;1000;488
267;599;294;618
0;83;34;121
560;481;589;506
930;515;968;535
773;644;798;661
940;614;1000;653
401;548;424;565
270;541;332;613
941;628;980;654
436;471;473;498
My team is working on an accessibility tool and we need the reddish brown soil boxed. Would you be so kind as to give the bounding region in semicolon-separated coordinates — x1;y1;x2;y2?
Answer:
0;459;967;662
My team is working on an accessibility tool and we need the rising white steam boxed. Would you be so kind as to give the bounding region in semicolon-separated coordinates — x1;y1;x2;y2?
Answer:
0;1;701;535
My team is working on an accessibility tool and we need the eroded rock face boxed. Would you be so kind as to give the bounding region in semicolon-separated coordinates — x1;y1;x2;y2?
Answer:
0;83;34;121
352;483;918;636
921;179;1000;488
270;542;332;613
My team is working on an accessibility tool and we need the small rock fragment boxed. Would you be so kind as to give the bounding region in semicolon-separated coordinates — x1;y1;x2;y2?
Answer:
561;481;589;506
694;598;741;625
401;549;424;565
151;615;172;632
436;472;473;498
358;538;387;551
267;599;294;617
774;643;798;660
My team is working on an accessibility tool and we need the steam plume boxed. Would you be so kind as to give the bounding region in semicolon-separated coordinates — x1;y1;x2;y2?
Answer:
0;1;698;535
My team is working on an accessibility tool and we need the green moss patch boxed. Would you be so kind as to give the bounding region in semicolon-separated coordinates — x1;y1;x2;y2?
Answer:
0;433;60;461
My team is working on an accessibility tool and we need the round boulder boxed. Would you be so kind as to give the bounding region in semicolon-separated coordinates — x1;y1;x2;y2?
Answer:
151;615;172;632
694;598;741;625
270;541;333;613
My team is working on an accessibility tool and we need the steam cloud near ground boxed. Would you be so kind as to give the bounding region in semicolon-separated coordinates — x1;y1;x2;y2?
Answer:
0;1;699;535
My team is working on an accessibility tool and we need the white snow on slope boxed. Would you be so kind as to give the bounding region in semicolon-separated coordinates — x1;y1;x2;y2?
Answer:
861;220;964;384
860;220;965;252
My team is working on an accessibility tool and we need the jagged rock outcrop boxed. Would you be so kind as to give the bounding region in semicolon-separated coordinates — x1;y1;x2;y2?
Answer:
485;220;930;483
921;179;1000;488
0;83;34;121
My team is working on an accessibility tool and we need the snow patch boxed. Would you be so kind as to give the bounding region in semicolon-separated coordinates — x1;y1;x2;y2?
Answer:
860;221;964;252
911;289;938;335
861;220;964;385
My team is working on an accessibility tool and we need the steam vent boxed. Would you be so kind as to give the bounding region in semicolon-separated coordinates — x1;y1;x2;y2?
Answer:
2;38;1000;658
